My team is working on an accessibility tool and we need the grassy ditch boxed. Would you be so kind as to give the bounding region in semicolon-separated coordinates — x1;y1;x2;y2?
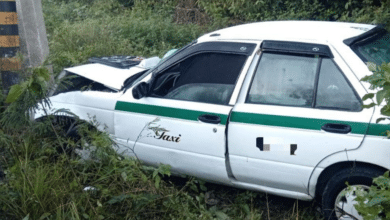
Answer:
0;0;327;219
0;72;322;219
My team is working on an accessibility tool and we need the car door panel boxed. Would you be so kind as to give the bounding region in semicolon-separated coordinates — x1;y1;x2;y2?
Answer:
114;41;259;184
114;96;233;183
227;41;373;194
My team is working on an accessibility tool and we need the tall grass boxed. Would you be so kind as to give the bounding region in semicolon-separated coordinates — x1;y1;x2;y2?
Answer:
43;0;208;75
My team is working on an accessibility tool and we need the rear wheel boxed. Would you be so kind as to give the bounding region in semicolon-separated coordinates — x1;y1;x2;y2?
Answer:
321;167;384;220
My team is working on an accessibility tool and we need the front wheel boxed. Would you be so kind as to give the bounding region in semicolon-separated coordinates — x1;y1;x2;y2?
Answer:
321;167;384;220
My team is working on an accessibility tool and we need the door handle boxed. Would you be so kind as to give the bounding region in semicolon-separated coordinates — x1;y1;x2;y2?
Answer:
321;123;351;134
198;114;221;124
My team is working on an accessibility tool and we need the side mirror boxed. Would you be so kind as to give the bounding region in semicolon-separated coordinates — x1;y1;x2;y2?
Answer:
132;82;150;99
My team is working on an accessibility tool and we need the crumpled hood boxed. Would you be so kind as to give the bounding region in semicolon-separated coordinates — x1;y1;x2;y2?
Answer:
64;63;147;91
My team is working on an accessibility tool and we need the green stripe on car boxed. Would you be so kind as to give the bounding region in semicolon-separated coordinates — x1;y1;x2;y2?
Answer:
230;112;389;136
115;102;389;136
115;101;229;125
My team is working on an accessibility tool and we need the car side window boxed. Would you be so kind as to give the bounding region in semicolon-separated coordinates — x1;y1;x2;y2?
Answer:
151;52;247;105
315;59;362;111
247;53;319;107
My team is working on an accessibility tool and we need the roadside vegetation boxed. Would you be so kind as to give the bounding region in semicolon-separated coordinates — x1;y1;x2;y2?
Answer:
0;0;389;219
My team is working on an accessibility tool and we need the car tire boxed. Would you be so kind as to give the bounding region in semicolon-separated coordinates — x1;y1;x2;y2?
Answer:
55;117;81;157
36;116;81;157
321;166;384;220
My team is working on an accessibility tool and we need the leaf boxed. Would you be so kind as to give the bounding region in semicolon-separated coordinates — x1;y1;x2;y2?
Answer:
39;213;51;220
107;194;130;205
5;84;23;103
376;118;386;123
380;107;390;116
200;184;207;192
141;173;148;182
367;62;377;72
362;103;376;109
70;179;78;190
242;204;250;214
153;169;158;178
97;200;102;207
376;90;387;105
82;213;89;219
121;172;127;181
362;93;375;101
215;211;229;220
384;171;389;178
22;214;30;220
155;175;161;189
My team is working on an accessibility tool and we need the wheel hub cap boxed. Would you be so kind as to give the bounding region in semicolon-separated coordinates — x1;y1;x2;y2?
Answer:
334;185;369;220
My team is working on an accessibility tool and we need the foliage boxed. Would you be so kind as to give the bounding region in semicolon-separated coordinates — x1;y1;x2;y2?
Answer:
197;0;389;28
348;171;390;220
1;66;52;130
351;61;390;219
357;62;390;219
42;0;205;75
361;62;390;127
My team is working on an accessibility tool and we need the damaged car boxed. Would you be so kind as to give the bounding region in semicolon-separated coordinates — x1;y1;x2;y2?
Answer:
34;21;390;220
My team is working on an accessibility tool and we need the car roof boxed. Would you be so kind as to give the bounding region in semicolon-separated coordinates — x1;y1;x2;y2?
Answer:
198;21;376;44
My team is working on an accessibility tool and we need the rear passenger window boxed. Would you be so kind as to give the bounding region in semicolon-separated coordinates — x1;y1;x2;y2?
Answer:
247;53;362;111
247;53;318;107
315;59;362;111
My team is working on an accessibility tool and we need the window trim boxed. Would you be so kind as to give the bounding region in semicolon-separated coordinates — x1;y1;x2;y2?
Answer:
148;51;251;106
152;42;257;79
261;40;334;58
311;57;323;108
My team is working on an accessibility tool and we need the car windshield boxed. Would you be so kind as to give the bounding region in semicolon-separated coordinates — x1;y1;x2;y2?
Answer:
352;32;390;65
122;41;196;91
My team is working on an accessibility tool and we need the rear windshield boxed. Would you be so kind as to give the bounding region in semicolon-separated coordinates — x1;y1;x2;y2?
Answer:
351;32;390;65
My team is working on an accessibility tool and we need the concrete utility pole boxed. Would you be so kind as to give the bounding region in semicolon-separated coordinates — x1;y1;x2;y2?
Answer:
15;0;49;68
0;0;49;92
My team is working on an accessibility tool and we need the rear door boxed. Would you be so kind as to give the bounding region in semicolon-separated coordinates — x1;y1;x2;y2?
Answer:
114;41;258;183
228;40;373;194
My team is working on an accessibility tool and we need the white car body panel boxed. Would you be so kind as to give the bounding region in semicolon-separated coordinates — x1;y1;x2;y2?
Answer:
65;64;147;90
35;91;121;134
34;21;390;202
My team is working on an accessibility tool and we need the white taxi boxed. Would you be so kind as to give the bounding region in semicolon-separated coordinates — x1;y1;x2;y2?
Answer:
35;21;390;220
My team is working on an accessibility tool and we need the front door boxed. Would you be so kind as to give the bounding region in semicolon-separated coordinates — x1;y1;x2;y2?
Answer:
228;41;373;195
114;42;257;183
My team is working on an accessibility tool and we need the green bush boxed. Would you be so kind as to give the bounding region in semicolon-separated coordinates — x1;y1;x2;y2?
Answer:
362;62;390;124
350;62;390;219
347;171;390;220
198;0;389;27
